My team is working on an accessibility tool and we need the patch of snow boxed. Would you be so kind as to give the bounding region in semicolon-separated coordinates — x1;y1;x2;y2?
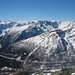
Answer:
31;73;51;75
71;73;75;75
49;69;61;72
16;56;21;60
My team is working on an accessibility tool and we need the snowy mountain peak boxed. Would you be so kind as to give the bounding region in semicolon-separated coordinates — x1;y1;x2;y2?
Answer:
17;20;29;25
31;20;39;23
0;21;5;25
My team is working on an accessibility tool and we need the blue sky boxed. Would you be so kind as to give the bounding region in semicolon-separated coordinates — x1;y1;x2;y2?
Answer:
0;0;75;21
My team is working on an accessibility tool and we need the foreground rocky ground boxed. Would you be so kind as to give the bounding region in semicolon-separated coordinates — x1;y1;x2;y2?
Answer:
0;68;75;75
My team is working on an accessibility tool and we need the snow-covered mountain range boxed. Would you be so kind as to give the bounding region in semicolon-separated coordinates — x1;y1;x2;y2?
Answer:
0;20;59;47
0;20;75;70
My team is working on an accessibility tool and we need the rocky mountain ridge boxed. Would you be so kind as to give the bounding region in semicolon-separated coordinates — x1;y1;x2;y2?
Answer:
0;20;75;70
